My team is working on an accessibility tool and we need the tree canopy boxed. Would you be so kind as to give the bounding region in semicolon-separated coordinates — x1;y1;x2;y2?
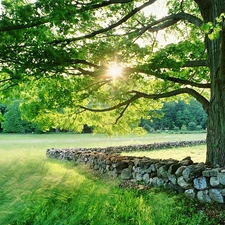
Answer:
0;0;225;166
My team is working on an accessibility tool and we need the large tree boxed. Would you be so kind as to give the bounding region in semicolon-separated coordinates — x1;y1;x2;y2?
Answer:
0;0;225;166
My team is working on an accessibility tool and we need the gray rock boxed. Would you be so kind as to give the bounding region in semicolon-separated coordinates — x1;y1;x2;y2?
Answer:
94;164;99;170
139;161;152;169
134;159;141;166
168;163;181;174
177;176;192;189
195;162;206;170
149;178;153;185
192;164;206;177
221;189;225;196
145;167;152;173
218;172;225;185
209;189;224;203
135;173;143;181
180;156;193;166
185;189;196;199
121;168;132;180
193;177;208;190
139;168;147;175
168;173;177;184
155;162;162;169
134;167;140;173
203;168;220;177
182;165;196;182
143;173;150;184
175;166;186;177
150;163;156;172
113;167;123;174
106;165;110;171
197;190;212;203
151;177;165;187
210;177;222;188
157;165;168;178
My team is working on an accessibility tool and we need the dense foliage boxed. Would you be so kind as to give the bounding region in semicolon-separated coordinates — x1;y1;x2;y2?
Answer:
141;98;207;132
0;99;206;133
1;101;40;133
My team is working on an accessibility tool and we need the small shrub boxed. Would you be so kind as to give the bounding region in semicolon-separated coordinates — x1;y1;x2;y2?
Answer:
196;125;202;131
143;124;154;133
181;124;187;131
173;126;179;131
188;122;197;131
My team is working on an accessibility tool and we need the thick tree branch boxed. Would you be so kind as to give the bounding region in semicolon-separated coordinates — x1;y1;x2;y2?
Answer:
84;0;133;10
67;60;210;88
79;94;140;112
80;87;209;115
157;74;210;88
72;60;101;69
123;66;210;88
0;0;133;32
129;88;209;112
0;17;49;32
51;0;156;45
138;12;203;36
183;60;207;67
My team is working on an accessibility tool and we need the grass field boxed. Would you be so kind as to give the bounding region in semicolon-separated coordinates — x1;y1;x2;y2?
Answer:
1;132;224;225
122;145;206;163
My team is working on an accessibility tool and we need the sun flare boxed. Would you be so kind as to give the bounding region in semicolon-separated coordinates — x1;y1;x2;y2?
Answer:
108;63;123;78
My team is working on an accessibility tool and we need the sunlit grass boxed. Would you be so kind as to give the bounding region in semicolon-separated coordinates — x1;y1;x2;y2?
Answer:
0;132;206;150
1;133;222;225
122;145;206;163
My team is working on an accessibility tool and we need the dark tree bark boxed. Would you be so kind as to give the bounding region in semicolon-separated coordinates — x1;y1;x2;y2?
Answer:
196;0;225;166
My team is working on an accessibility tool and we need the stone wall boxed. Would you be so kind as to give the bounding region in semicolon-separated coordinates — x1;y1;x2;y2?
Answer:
46;140;225;204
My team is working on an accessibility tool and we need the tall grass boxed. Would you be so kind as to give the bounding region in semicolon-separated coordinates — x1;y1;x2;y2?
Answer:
1;133;222;225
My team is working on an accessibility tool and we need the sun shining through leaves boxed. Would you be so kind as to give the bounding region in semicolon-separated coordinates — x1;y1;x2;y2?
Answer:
108;63;123;80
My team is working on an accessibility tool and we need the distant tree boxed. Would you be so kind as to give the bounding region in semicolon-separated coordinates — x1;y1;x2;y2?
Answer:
188;121;197;131
1;101;40;133
188;98;207;129
181;124;187;131
161;101;177;130
175;110;185;129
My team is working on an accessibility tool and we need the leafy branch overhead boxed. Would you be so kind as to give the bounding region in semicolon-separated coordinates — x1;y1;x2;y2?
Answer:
0;0;211;130
0;1;218;128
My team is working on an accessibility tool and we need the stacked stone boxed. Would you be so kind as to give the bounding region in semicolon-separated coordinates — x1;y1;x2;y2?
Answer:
46;141;225;204
46;140;205;156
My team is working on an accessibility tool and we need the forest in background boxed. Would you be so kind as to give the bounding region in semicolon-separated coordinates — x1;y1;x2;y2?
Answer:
0;98;207;134
141;98;207;133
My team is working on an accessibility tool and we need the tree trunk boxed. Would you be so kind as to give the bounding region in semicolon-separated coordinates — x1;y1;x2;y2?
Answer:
197;0;225;166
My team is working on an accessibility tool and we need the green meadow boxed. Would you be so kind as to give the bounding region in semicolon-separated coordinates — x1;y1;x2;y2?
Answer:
1;133;224;225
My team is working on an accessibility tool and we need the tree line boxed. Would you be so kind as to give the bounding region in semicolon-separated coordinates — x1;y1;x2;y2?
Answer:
0;99;207;134
140;98;207;133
